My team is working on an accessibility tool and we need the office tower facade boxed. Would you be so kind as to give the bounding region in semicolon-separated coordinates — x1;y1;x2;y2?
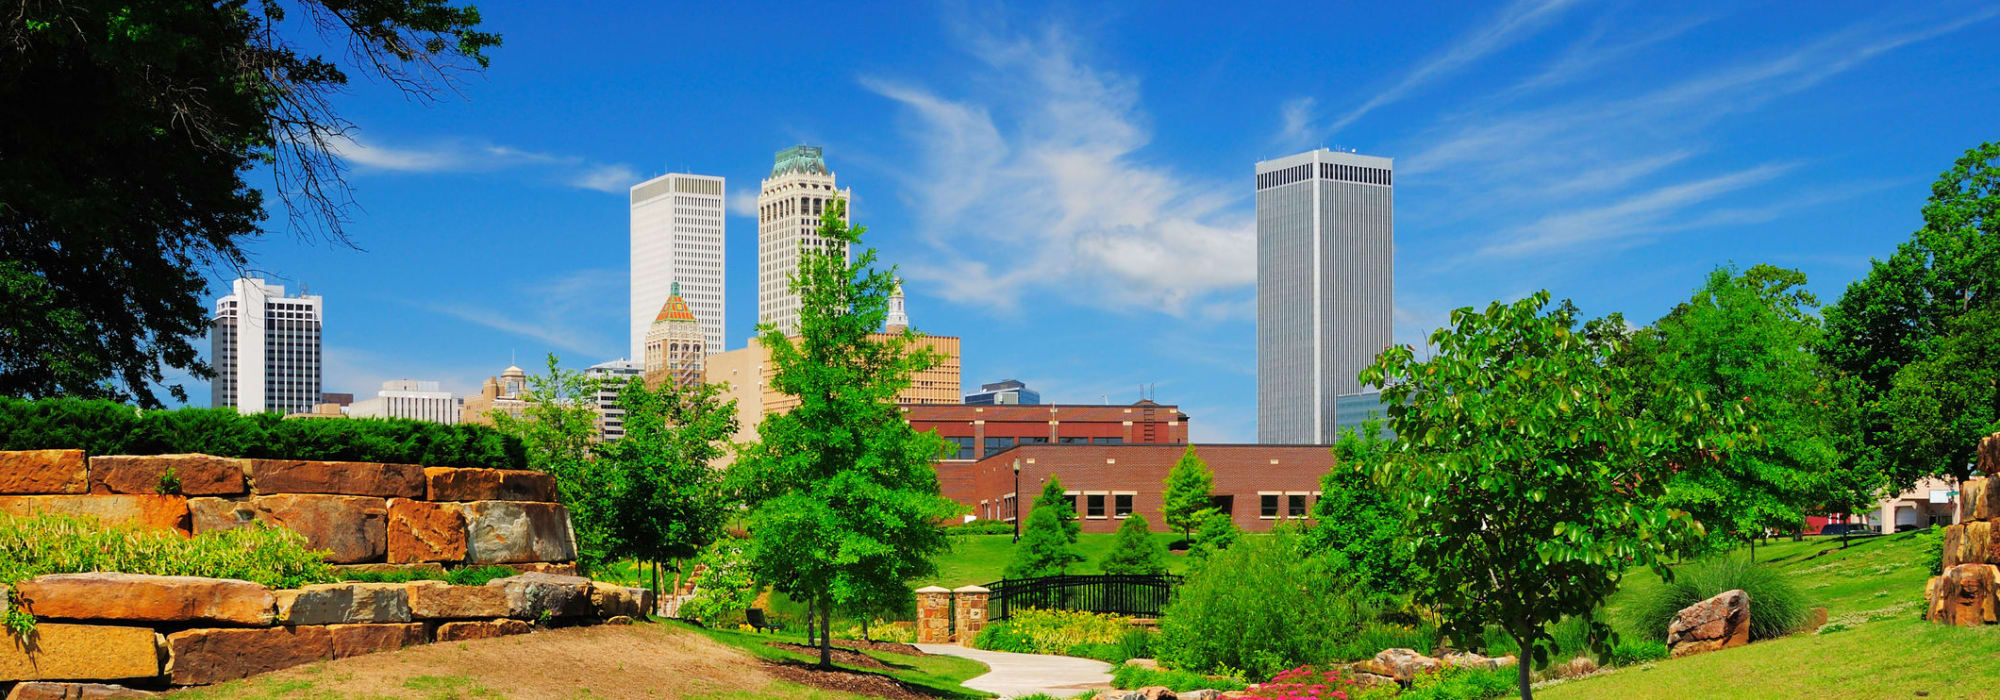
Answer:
643;282;707;389
585;359;643;441
1255;149;1393;444
346;379;459;424
210;277;323;415
631;172;725;359
964;379;1040;406
757;145;850;336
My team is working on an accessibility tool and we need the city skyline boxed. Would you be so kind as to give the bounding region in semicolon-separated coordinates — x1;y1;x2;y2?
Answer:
173;2;2000;442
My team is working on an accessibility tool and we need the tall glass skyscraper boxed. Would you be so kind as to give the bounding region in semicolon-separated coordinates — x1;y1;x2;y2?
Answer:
1255;149;1394;444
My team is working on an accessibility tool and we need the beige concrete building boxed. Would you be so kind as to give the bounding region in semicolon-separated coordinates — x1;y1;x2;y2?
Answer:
705;332;961;462
643;282;707;389
757;145;850;336
460;365;530;426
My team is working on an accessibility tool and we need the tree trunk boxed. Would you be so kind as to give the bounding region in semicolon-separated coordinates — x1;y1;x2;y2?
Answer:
805;598;816;645
818;597;833;668
862;617;871;641
650;561;660;608
1514;631;1534;700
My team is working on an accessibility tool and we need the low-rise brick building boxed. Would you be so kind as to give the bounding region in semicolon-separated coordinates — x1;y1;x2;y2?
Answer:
935;443;1334;534
905;400;1189;462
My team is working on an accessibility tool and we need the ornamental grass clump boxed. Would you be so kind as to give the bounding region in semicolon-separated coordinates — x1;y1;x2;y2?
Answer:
0;512;337;589
1635;553;1810;642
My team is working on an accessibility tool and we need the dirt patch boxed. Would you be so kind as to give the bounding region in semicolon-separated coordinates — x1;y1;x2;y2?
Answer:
764;660;936;700
828;638;926;656
162;624;784;699
767;641;891;670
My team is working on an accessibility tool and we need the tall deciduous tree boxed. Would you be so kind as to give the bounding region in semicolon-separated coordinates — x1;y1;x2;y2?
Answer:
1823;143;2000;490
1162;447;1214;542
0;1;498;406
1038;476;1080;542
1362;292;1737;700
1304;422;1419;599
1099;514;1169;575
489;355;621;572
1006;496;1085;579
598;376;738;599
735;201;959;668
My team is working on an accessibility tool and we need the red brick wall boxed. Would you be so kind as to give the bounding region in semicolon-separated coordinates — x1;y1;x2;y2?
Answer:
937;444;1333;533
905;403;1190;464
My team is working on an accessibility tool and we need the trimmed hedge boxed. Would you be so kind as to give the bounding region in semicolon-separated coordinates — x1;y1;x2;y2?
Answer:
0;397;525;469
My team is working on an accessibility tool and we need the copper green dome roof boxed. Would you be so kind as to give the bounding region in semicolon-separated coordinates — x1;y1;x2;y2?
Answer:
771;145;828;177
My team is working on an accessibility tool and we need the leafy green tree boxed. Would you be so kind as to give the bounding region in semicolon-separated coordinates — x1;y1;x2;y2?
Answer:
1007;496;1085;578
1304;422;1418;599
1038;476;1080;542
1626;266;1845;552
1099;514;1169;575
597;376;738;599
489;354;621;571
1188;509;1239;562
677;537;757;628
1362;292;1737;700
1162;447;1215;542
735;201;960;667
0;0;498;406
1877;303;2000;484
1822;143;2000;489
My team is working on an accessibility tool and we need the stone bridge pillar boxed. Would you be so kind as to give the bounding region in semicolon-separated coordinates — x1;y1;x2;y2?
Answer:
952;585;990;645
915;586;952;644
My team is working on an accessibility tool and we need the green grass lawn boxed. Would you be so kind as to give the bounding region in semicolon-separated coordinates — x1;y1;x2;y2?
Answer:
1539;531;2000;698
925;532;1202;587
673;621;991;699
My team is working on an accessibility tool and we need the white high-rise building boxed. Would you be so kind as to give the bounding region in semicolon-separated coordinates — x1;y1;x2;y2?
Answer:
757;145;850;336
585;359;643;441
1255;149;1394;444
210;277;323;415
346;379;458;424
631;172;726;359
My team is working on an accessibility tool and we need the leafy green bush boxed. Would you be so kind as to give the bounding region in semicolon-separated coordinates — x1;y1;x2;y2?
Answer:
1636;553;1811;642
1914;524;1945;573
1099;514;1170;575
1110;663;1247;692
947;519;1015;536
0;397;525;469
1606;639;1669;666
972;608;1132;657
1393;667;1515;700
1158;531;1378;678
680;538;758;628
0;513;338;590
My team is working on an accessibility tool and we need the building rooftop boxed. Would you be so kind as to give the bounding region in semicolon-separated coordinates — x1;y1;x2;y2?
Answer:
770;145;828;178
654;282;697;323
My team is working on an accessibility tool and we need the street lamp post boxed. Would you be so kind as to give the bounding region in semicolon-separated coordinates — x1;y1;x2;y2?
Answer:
1012;458;1022;543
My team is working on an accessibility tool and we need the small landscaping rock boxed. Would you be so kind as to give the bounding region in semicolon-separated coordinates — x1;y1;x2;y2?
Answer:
1352;647;1443;683
88;454;246;496
1441;651;1517;671
3;682;159;699
406;581;510;619
0;494;189;534
248;459;424;498
275;583;411;625
434;618;532;641
326;623;427;659
386;498;467;563
16;573;275;626
0;449;87;494
422;467;557;502
1180;690;1220;700
0;624;162;683
165;626;332;685
462;501;577;564
1667;588;1751;657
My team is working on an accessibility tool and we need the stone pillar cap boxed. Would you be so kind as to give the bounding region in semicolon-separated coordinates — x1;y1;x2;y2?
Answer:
915;586;952;593
952;585;991;593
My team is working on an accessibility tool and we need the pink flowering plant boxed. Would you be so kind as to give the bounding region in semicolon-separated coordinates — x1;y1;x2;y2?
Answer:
1243;665;1357;700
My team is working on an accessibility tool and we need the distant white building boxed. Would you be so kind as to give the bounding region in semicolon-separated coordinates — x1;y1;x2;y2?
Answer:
631;172;726;359
346;379;459;424
211;277;322;415
585;359;644;441
758;145;850;336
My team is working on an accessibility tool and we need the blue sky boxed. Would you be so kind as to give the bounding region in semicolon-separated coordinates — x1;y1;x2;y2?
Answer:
197;0;2000;442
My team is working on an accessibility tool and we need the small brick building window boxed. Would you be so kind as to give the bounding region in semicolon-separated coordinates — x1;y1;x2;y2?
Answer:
1086;493;1107;518
1113;493;1134;518
1260;494;1280;519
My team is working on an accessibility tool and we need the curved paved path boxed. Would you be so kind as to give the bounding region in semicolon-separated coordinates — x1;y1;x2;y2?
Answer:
915;644;1113;698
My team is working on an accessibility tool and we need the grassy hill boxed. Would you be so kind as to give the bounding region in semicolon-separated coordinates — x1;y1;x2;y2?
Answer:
926;532;1199;587
1541;531;2000;699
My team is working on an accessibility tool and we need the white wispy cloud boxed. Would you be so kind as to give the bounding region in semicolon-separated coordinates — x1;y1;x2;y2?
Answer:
410;268;623;360
1475;162;1794;259
727;188;761;218
868;25;1252;315
331;134;639;194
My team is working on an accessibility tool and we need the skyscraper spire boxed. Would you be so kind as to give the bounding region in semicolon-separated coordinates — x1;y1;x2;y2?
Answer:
885;277;910;333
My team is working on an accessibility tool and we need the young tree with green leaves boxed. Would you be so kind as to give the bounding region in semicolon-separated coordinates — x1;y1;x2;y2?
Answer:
1189;509;1240;562
734;201;960;667
489;354;622;572
1304;422;1419;599
1099;514;1169;575
597;376;739;600
1;1;498;406
1038;476;1080;542
1362;292;1739;700
1006;498;1085;578
1162;447;1215;543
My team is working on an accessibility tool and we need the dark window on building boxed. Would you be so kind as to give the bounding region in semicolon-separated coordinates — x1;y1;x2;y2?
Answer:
1091;437;1123;445
949;436;975;460
1020;436;1050;445
984;436;1013;457
1062;493;1078;513
1087;494;1106;518
1004;495;1017;520
1059;437;1090;444
1114;494;1134;517
1288;494;1308;518
1209;495;1234;515
1261;494;1280;518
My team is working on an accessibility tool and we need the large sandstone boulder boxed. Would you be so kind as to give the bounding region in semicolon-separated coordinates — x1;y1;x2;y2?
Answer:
405;581;510;619
1351;647;1442;683
1666;588;1751;657
1927;563;2000;626
248;459;424;499
434;619;531;642
1963;479;1997;522
462;501;577;564
326;623;427;659
0;494;189;534
423;467;558;502
486;573;593;618
589;581;649;618
502;562;580;576
88;455;247;496
15;573;274;626
274;583;411;625
4;682;159;699
236;494;388;563
331;562;447;578
164;626;332;685
0;624;163;682
1980;432;2000;477
386;498;466;563
0;449;87;494
1951;521;1995;568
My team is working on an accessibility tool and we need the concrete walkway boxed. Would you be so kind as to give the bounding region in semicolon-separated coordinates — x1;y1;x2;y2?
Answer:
915;644;1113;698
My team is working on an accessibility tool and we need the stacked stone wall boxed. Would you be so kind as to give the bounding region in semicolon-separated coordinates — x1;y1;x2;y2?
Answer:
1924;433;2000;626
0;450;643;697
